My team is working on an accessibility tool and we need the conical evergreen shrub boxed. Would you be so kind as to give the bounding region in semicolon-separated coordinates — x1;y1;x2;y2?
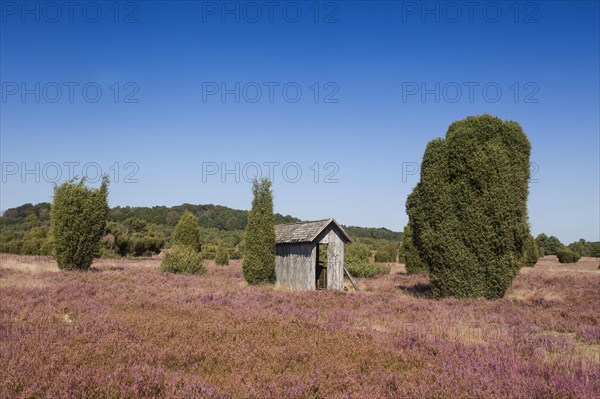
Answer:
215;241;230;266
406;115;532;299
173;211;201;252
51;177;109;270
243;178;275;284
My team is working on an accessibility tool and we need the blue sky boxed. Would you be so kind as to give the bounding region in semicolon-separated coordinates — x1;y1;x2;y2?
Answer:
1;0;599;244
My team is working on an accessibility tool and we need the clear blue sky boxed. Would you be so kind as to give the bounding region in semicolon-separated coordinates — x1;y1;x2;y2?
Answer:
1;1;599;244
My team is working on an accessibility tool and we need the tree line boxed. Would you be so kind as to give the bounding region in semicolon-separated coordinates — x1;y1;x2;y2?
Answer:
0;198;403;262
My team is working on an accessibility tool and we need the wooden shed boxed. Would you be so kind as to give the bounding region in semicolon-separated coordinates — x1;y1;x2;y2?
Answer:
274;218;351;290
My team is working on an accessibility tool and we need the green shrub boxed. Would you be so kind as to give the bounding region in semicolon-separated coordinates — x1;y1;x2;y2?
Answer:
20;226;50;255
103;221;127;254
200;242;217;260
25;214;40;224
538;247;545;257
523;234;539;267
40;234;54;256
51;178;109;270
173;211;201;252
345;243;370;264
103;220;165;257
0;232;22;254
401;225;428;274
591;243;600;257
215;241;229;266
556;247;581;264
535;234;563;255
123;217;147;233
100;247;121;258
2;241;22;254
567;239;600;257
406;115;531;299
0;214;48;254
129;233;165;257
374;241;398;263
20;238;44;255
243;178;275;284
229;247;242;260
160;245;206;274
345;243;389;278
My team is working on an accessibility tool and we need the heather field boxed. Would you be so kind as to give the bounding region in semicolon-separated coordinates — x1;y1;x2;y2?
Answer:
1;254;599;399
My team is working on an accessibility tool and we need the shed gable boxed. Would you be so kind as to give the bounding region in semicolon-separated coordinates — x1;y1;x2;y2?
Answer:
275;218;351;244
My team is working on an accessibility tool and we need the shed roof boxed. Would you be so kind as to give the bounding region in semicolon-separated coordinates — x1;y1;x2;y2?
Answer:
275;218;352;244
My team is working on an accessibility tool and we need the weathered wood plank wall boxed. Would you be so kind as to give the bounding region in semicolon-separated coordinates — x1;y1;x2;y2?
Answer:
325;229;344;290
275;242;316;290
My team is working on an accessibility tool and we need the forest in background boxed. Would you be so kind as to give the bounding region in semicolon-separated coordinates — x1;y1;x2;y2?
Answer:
2;202;597;267
0;202;403;262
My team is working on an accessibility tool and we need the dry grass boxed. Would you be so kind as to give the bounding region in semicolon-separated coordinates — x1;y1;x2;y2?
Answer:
0;255;60;289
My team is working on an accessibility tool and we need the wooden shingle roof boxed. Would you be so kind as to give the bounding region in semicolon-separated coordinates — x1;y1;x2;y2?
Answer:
275;218;351;244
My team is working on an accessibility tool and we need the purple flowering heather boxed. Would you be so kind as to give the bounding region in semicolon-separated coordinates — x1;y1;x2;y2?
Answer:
1;255;598;398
